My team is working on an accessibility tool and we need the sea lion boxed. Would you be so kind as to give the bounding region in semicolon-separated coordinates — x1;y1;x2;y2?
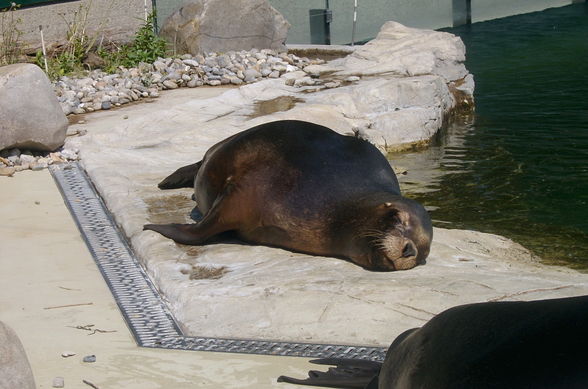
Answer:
144;120;432;271
278;295;588;388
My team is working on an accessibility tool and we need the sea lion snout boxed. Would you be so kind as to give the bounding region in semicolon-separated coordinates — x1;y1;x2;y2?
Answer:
378;234;419;271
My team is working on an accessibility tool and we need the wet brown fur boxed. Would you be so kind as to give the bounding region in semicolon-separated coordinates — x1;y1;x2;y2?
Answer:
144;120;433;271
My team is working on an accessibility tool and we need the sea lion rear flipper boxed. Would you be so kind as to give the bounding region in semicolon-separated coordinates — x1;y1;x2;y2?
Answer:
145;177;237;244
158;161;202;189
277;358;381;388
143;223;208;245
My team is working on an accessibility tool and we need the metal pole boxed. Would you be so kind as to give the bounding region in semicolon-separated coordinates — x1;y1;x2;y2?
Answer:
39;25;49;74
151;0;159;34
351;0;357;46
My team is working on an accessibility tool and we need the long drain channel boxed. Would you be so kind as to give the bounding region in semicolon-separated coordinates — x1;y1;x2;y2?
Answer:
50;162;387;360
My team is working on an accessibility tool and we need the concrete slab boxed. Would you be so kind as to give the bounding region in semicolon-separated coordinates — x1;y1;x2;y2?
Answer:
0;170;313;388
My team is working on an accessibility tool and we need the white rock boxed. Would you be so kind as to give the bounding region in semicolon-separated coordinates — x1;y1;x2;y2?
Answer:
0;64;68;152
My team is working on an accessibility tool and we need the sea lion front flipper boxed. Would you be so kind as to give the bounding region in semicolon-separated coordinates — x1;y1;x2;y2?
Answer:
277;358;381;388
158;161;202;189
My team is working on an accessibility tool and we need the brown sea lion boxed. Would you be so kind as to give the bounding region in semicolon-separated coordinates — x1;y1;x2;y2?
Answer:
278;295;588;388
144;120;432;271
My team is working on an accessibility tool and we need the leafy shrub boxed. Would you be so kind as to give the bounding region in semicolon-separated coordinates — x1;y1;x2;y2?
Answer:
99;13;167;73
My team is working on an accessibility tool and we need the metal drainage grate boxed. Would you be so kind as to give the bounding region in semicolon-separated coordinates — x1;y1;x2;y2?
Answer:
50;162;387;361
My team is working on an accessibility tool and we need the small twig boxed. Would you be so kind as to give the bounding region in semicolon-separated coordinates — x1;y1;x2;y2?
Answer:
44;302;93;310
58;286;81;291
83;379;100;389
68;324;117;335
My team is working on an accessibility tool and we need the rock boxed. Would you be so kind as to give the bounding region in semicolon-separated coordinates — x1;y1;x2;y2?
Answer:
30;161;48;171
0;321;36;389
52;377;64;388
320;21;469;81
243;68;262;83
19;154;35;165
0;64;68;152
160;0;290;55
229;76;243;85
182;59;199;68
162;80;178;89
101;101;112;110
82;355;96;363
0;166;15;176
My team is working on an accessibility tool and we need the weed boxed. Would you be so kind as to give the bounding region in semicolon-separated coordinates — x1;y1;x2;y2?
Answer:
99;12;167;73
0;3;25;66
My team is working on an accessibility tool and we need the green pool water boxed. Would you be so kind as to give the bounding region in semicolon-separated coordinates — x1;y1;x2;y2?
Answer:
392;3;588;269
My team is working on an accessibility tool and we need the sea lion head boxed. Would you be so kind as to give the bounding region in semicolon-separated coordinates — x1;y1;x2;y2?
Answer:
354;197;433;271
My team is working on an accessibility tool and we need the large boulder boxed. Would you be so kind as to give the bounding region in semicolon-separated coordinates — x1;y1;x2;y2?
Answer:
0;63;68;152
0;321;35;389
160;0;290;55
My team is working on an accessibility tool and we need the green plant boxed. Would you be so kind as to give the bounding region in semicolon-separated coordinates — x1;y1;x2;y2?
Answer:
99;12;167;73
0;3;25;66
35;0;107;79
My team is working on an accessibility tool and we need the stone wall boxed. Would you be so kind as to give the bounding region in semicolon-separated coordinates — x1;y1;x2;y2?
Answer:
8;0;151;53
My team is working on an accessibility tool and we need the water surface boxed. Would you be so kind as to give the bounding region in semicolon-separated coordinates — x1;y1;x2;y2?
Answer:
393;4;588;268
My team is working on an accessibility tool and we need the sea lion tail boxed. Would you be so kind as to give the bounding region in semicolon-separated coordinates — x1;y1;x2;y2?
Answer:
277;358;381;388
158;161;202;189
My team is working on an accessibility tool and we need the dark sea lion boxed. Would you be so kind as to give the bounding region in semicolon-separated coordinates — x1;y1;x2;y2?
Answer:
144;120;432;271
278;295;588;389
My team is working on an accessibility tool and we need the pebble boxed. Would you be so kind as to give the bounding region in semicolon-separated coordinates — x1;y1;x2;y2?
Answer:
0;146;79;174
61;351;76;358
19;154;36;165
0;166;16;176
52;376;65;388
83;354;96;363
51;50;326;116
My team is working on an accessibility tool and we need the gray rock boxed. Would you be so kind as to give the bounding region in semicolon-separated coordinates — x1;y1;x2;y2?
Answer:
229;76;243;85
163;80;178;89
52;377;64;388
0;166;15;176
182;59;199;68
0;64;68;152
101;101;112;110
243;68;262;83
19;154;35;165
0;321;36;389
82;355;96;363
160;0;290;55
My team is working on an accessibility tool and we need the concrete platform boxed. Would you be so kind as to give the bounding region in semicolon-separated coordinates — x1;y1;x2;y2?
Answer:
0;170;312;388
